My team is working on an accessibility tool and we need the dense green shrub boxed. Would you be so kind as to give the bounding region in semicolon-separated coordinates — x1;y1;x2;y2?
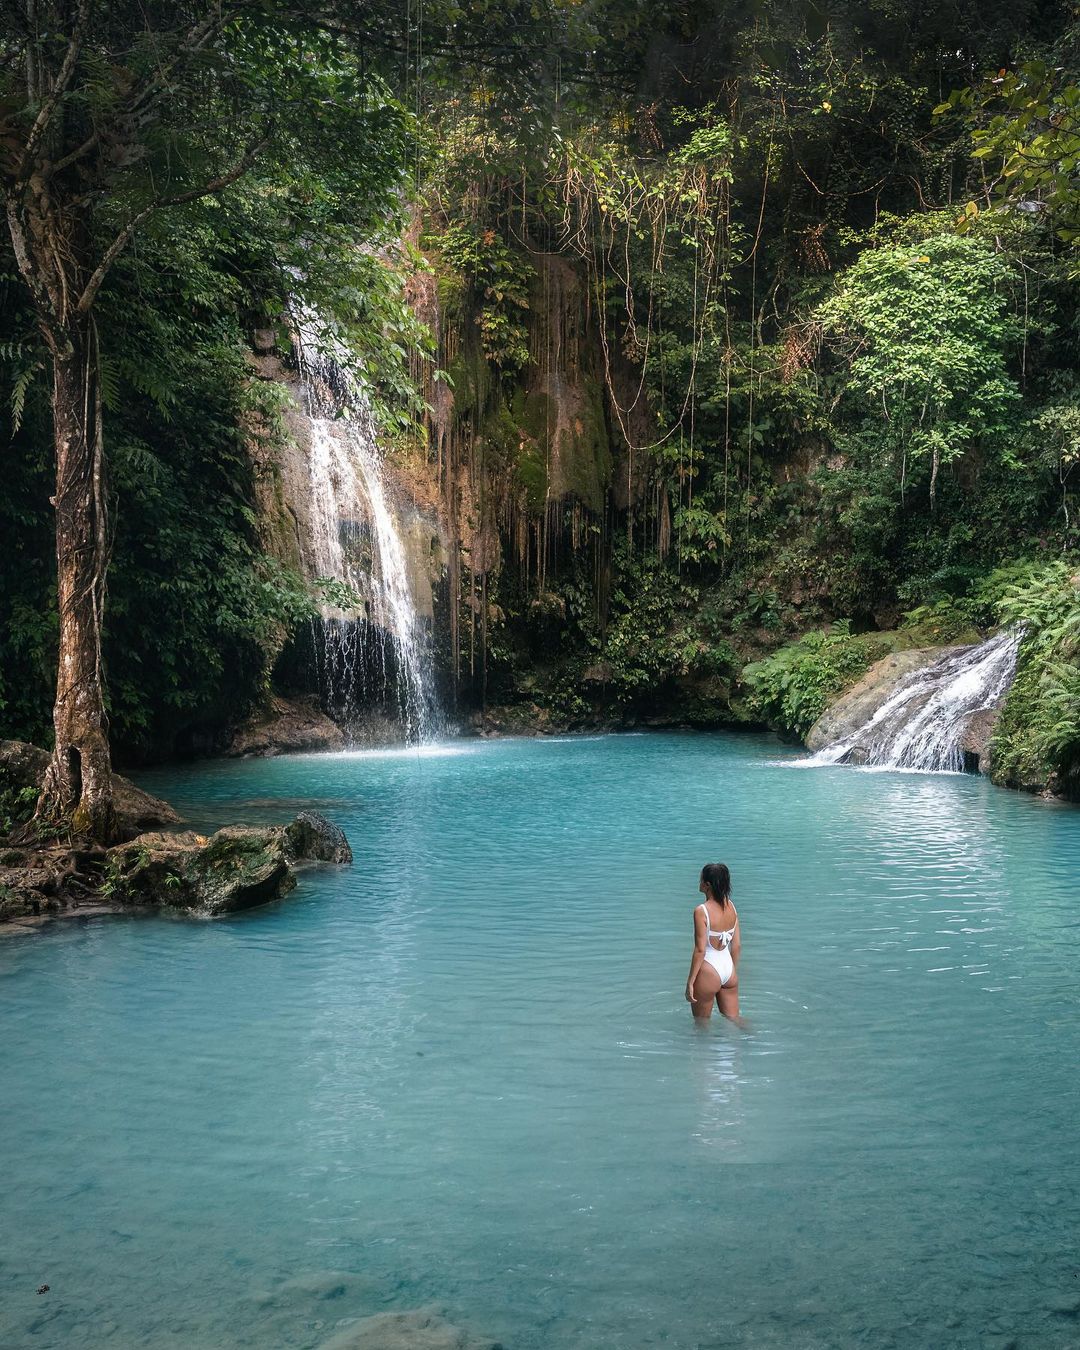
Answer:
991;561;1080;789
742;626;885;737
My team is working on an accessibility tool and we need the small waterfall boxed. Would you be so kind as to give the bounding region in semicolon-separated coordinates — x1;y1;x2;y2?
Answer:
293;313;437;743
809;629;1021;772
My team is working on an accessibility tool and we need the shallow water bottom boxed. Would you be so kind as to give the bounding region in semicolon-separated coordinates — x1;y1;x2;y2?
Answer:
2;732;1079;1348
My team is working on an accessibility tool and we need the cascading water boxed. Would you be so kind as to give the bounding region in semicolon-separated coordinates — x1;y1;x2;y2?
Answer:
292;313;438;743
809;629;1021;772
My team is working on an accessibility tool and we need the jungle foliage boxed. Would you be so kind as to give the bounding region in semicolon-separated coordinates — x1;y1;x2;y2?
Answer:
412;0;1080;790
1;0;1078;794
0;1;418;762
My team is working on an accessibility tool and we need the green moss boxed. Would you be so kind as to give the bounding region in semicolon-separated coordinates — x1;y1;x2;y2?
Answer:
509;378;612;513
435;268;467;323
445;343;493;422
479;403;521;467
516;444;549;510
560;375;612;513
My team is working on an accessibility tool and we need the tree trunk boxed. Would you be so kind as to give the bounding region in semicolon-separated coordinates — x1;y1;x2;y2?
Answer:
36;321;117;842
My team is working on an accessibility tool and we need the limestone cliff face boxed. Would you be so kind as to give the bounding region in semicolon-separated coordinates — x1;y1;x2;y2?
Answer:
247;348;447;628
244;244;648;719
406;245;649;699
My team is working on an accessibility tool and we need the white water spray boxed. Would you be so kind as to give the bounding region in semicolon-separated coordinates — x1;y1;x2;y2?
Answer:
292;310;437;742
808;629;1021;773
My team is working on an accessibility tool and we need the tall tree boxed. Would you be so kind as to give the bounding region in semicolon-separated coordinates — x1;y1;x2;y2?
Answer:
0;1;409;838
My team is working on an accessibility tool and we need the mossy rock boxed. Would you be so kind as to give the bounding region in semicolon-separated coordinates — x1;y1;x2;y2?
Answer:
0;882;60;922
108;827;295;915
104;811;351;915
510;377;612;512
0;739;181;842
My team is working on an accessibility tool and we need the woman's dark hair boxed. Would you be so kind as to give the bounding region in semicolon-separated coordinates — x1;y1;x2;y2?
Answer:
700;863;731;905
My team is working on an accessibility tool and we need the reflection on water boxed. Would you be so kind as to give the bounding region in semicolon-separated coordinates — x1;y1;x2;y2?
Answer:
1;733;1079;1348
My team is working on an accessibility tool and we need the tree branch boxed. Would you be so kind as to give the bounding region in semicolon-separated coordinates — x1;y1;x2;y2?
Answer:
49;130;101;176
4;189;67;344
122;4;253;126
17;0;94;181
75;132;272;314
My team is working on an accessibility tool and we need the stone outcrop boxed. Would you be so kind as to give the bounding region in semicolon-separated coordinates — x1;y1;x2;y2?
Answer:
0;738;181;840
109;810;352;916
284;810;352;864
227;695;345;757
805;648;962;753
0;810;352;924
109;826;296;915
960;706;1000;775
0;867;62;922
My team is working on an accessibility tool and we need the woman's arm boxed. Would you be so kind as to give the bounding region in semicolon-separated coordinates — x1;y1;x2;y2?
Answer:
729;913;741;967
685;907;707;1002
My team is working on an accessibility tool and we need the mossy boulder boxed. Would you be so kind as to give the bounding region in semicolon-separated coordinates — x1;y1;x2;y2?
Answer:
106;811;351;915
0;878;61;922
284;811;352;864
108;827;296;915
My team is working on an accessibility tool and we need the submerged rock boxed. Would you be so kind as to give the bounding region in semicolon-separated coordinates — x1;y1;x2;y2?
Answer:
0;738;181;841
227;695;345;757
319;1308;502;1350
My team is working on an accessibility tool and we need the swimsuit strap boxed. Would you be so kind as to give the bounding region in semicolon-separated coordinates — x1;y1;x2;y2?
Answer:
701;901;736;947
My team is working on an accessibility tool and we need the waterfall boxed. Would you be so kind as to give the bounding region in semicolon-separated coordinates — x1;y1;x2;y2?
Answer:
292;312;438;743
808;629;1021;772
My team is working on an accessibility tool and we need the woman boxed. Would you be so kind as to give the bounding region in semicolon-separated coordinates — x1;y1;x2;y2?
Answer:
685;862;741;1022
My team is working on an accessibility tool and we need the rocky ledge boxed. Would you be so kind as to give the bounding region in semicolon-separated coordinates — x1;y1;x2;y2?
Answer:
804;645;1002;775
805;647;959;754
0;737;353;926
227;694;345;757
1;809;351;926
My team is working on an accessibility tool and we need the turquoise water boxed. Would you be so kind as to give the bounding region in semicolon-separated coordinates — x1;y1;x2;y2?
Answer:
3;732;1080;1349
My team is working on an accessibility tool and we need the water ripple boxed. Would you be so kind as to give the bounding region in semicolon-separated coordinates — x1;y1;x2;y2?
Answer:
2;732;1079;1348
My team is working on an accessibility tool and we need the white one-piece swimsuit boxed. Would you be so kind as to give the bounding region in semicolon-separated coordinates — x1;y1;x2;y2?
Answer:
699;902;737;986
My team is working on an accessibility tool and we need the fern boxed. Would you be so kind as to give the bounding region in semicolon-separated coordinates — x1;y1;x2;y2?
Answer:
97;355;121;413
10;362;40;434
992;561;1080;784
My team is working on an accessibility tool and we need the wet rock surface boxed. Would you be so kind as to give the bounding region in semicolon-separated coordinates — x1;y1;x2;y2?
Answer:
0;811;352;924
227;695;345;757
109;826;297;915
285;810;353;864
805;648;958;753
960;706;1000;774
